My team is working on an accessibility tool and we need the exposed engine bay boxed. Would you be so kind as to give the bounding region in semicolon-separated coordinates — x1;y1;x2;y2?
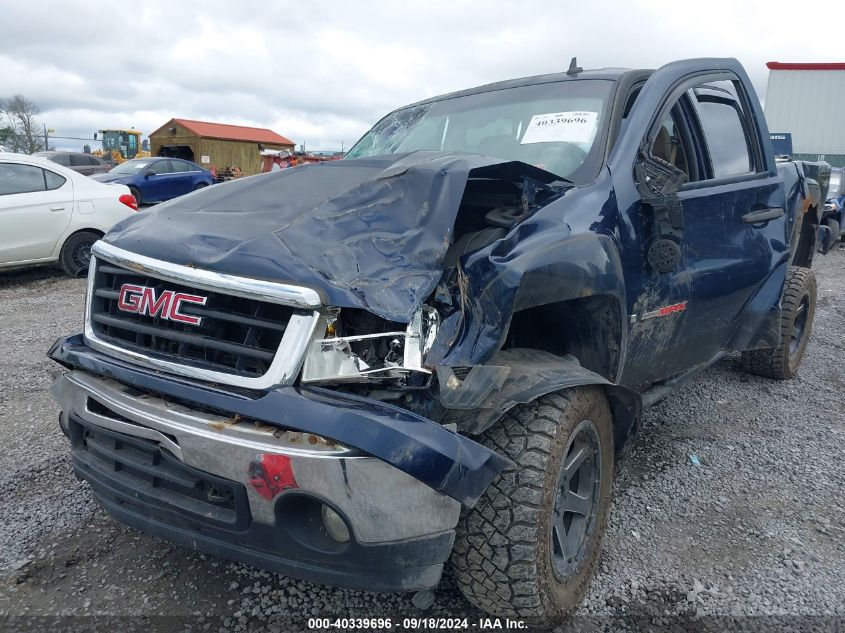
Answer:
300;172;563;395
444;174;562;267
301;306;439;386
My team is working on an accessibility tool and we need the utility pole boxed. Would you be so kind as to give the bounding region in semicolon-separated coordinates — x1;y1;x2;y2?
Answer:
42;124;54;151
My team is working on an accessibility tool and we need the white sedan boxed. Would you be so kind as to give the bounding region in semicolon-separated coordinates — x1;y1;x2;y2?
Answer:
0;153;139;276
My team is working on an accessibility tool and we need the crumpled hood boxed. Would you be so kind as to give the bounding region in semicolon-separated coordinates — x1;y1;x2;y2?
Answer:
103;151;559;322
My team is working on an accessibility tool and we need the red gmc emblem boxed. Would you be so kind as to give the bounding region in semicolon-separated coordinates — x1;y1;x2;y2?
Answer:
117;284;208;326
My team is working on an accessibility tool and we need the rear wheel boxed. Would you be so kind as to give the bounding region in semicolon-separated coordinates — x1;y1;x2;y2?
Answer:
59;231;100;277
450;387;614;625
739;266;816;379
194;182;208;191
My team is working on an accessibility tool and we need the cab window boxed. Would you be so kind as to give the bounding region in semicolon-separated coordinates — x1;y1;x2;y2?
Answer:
690;79;759;180
646;76;760;185
650;108;690;179
126;134;138;158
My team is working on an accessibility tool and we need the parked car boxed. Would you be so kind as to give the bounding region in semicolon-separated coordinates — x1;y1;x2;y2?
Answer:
0;153;138;275
822;166;844;247
50;58;829;626
91;157;214;205
33;151;111;176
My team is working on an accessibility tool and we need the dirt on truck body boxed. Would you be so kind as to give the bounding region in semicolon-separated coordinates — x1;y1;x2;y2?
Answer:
49;57;829;626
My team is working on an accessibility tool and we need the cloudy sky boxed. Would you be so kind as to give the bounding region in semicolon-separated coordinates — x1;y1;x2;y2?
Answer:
1;0;840;152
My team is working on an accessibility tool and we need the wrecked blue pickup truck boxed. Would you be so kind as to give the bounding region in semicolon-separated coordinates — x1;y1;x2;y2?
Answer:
49;58;828;625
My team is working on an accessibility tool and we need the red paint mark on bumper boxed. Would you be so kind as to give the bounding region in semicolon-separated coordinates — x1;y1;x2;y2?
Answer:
248;454;298;500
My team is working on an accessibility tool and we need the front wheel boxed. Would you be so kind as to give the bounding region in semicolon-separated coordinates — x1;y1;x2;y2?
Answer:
739;266;816;379
450;387;614;625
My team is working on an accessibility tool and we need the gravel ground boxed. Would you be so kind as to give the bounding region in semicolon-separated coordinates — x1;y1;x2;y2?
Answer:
0;250;843;633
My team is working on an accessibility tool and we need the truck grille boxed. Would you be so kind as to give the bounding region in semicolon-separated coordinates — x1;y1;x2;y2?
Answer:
88;260;294;378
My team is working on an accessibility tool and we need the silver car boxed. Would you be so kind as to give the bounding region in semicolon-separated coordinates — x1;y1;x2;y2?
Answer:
34;151;111;176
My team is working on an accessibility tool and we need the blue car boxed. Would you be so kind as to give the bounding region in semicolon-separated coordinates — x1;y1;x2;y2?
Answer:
91;157;214;205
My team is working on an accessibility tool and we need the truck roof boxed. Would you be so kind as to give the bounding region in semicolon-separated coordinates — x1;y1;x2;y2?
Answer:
409;67;649;108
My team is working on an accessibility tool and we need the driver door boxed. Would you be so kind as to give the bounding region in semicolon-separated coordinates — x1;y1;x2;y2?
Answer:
614;62;789;387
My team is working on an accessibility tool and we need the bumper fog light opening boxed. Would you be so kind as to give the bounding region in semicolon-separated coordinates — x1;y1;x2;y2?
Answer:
321;504;350;543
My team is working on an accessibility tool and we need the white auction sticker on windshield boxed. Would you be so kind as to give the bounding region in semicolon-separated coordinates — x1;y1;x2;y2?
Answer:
520;111;598;145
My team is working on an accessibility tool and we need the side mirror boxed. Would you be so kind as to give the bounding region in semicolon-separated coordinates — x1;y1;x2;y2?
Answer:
634;151;688;273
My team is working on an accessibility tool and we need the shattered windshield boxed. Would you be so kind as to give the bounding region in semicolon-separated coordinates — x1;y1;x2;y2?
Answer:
347;79;613;183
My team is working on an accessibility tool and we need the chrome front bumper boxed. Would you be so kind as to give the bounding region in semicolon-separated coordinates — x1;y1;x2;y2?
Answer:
52;370;461;545
48;332;511;591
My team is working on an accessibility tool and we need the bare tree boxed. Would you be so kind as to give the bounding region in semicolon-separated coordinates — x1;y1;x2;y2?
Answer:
0;95;44;154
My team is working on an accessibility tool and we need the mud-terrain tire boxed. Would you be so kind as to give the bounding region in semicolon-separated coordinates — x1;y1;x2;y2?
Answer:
739;266;816;380
59;231;100;277
450;387;614;625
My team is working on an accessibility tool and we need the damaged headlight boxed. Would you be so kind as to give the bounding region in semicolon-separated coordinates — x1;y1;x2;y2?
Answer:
301;306;439;384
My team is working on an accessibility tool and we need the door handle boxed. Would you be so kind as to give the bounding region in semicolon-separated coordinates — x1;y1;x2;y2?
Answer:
742;208;784;224
50;205;66;212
